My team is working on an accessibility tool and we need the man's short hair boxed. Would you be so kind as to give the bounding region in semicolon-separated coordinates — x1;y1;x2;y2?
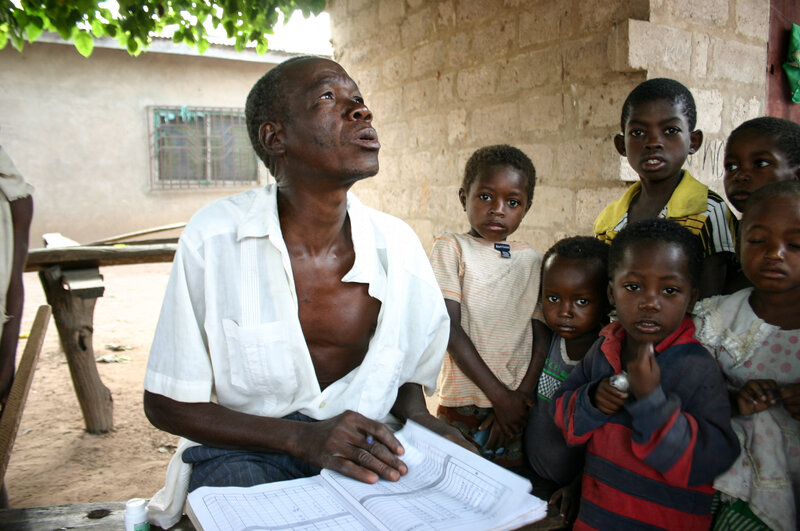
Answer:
620;78;697;132
744;180;800;216
461;144;536;206
245;55;320;172
728;117;800;168
609;219;703;287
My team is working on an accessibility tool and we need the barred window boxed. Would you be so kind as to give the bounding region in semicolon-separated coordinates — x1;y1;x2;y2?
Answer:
148;106;262;189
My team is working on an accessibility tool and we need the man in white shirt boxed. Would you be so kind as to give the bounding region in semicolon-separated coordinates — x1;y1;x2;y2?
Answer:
143;56;463;525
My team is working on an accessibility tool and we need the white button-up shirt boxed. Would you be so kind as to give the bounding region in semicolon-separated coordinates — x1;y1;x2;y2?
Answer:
145;183;449;422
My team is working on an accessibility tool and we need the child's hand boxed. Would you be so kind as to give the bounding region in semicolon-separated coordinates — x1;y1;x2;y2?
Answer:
627;342;660;399
593;378;628;414
477;412;507;451
780;383;800;420
549;475;581;524
736;379;778;416
489;388;532;444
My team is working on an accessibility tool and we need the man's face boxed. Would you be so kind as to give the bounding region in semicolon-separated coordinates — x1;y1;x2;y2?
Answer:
279;59;380;184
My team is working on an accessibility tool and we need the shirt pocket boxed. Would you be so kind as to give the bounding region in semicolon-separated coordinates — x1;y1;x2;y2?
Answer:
221;319;298;400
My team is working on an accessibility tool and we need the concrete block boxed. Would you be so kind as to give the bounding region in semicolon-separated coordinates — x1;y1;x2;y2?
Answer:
383;54;411;88
654;0;729;27
624;20;692;74
403;78;438;113
563;34;612;81
448;109;468;146
456;64;499;100
735;0;769;40
694;88;724;134
371;86;403;122
576;184;629;233
498;47;562;92
407;0;426;10
401;8;434;47
576;81;631;130
520;93;564;133
516;143;555;186
709;37;765;83
513;226;557;254
379;0;405;24
436;1;456;28
519;2;569;48
691;32;710;78
728;95;762;130
527;185;576;227
410;114;449;150
469;102;521;143
379;121;411;151
555;136;620;183
353;65;380;94
685;136;726;186
412;41;446;78
578;0;649;33
448;32;472;68
457;0;500;25
437;72;458;104
470;15;516;61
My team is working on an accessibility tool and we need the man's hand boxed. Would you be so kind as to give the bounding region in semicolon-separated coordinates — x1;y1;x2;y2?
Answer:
487;388;532;447
592;378;628;414
735;379;778;416
780;383;800;420
627;342;660;399
297;410;407;484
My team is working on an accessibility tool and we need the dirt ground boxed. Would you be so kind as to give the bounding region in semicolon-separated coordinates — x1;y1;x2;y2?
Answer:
6;262;178;507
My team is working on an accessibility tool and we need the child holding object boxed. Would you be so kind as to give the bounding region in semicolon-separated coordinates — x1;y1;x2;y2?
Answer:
694;181;800;531
554;219;739;530
430;144;548;469
524;236;610;522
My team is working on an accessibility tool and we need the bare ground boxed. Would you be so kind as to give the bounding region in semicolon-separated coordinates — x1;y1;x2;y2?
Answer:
6;262;177;507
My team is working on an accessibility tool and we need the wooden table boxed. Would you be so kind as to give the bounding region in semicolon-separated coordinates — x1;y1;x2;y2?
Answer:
24;241;177;433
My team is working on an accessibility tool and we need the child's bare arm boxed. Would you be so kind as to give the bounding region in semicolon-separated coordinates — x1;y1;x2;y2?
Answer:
735;379;778;416
444;300;531;443
780;383;800;420
516;319;551;396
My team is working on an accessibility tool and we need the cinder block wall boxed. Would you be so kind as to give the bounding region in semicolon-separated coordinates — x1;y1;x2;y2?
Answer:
328;0;768;252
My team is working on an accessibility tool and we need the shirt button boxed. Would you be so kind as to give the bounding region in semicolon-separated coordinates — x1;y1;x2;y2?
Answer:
319;401;326;409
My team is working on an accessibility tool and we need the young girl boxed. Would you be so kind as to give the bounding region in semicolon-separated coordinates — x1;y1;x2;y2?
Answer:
524;236;609;521
429;144;546;468
694;181;800;531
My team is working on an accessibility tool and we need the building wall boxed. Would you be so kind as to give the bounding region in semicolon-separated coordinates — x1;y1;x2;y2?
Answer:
329;0;769;252
0;41;278;246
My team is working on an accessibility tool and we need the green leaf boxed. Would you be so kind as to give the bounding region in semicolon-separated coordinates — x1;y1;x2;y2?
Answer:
197;37;210;54
25;22;43;42
0;32;7;50
74;31;93;57
91;19;105;38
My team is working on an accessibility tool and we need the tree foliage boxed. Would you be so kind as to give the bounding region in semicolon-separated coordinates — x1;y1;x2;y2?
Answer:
0;0;326;57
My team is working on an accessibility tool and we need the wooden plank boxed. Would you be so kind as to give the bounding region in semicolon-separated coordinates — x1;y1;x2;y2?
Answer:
24;243;177;272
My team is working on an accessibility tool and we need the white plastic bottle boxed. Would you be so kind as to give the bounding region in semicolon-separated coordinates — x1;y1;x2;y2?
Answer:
124;498;150;531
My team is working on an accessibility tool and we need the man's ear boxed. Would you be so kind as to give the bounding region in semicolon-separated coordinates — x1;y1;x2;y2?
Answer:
613;134;626;156
458;187;467;211
259;122;284;157
689;129;703;154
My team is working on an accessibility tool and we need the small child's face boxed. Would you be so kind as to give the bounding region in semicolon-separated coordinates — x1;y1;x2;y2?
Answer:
609;241;697;349
724;130;800;213
614;98;701;185
542;255;606;342
459;164;529;242
740;196;800;295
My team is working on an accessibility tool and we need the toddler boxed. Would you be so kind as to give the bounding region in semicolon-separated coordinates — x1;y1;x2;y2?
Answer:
554;218;739;530
524;236;609;522
694;180;800;531
594;78;736;298
430;144;544;468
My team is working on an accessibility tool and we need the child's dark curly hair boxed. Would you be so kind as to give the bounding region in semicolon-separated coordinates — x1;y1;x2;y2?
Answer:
620;78;697;132
461;145;536;206
543;236;609;278
609;219;703;287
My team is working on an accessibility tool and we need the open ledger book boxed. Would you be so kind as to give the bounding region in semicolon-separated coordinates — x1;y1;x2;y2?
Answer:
186;420;547;531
